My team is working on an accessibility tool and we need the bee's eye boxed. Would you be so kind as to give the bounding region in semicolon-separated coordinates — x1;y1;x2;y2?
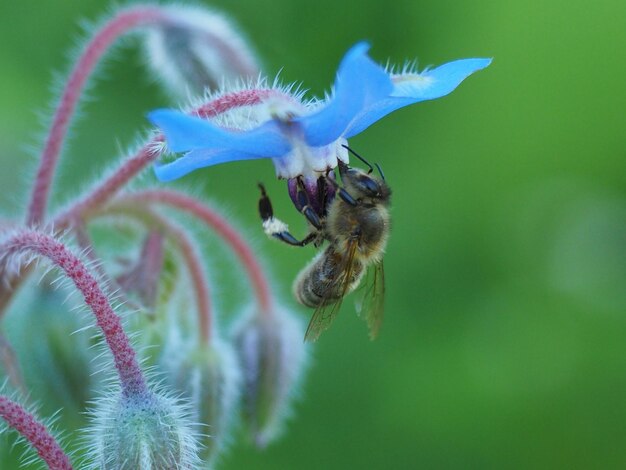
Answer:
357;175;381;197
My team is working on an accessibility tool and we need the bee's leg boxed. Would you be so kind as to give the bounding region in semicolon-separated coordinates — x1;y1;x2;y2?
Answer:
258;183;317;247
258;183;276;221
275;231;317;247
337;188;358;206
324;174;358;206
316;175;332;217
294;178;322;229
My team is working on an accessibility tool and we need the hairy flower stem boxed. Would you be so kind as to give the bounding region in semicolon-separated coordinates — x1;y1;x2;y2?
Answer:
3;89;282;322
0;395;73;469
1;87;284;328
55;142;164;227
0;230;147;397
27;5;169;226
116;190;274;316
54;88;279;229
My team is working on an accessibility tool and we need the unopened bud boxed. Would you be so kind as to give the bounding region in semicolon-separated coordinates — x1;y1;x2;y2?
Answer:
6;282;96;416
145;5;259;97
89;390;200;469
231;305;308;448
161;335;241;464
116;231;165;310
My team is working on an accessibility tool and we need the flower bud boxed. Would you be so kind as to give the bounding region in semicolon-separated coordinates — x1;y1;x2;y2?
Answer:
145;5;259;97
160;334;241;464
89;390;200;469
231;305;308;448
5;281;97;417
116;231;165;311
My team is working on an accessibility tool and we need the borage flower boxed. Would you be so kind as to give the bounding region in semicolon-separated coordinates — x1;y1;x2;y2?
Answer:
149;42;490;209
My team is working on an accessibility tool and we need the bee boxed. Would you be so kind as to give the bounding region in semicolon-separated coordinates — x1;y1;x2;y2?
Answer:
258;145;391;341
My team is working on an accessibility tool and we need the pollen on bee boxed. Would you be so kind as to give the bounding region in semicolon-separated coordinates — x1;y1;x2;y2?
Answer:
262;217;289;237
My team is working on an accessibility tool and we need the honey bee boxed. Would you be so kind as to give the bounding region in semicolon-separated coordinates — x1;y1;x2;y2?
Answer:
258;145;391;341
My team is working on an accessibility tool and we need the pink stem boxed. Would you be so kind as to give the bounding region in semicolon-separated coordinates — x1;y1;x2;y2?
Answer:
119;190;274;315
54;88;279;228
10;88;285;321
179;235;213;342
27;5;167;226
0;230;147;397
193;89;279;119
0;395;73;470
55;141;164;227
152;214;213;343
70;218;144;313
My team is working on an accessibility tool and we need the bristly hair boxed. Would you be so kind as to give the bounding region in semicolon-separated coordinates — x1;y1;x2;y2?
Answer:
81;377;202;469
0;383;76;468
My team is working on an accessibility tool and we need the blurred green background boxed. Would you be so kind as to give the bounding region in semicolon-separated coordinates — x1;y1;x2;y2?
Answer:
1;0;626;468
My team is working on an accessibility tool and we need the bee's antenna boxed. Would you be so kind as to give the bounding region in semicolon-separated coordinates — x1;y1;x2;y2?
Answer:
341;144;373;174
341;144;385;180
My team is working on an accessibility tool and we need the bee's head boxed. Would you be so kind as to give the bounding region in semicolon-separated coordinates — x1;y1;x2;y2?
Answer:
338;160;391;202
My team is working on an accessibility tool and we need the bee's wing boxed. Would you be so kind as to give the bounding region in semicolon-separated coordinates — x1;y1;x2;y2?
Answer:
304;239;360;342
303;292;344;342
356;260;385;340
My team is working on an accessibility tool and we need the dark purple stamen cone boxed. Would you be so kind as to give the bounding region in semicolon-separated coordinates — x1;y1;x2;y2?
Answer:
287;174;336;217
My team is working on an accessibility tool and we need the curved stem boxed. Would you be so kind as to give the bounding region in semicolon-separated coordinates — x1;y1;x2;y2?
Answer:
193;88;279;119
0;395;72;470
9;88;285;324
153;217;212;343
27;5;167;226
54;88;279;229
114;190;274;316
0;230;147;397
54;140;164;226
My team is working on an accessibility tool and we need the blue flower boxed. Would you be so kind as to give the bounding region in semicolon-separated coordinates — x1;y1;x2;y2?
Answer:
149;42;491;181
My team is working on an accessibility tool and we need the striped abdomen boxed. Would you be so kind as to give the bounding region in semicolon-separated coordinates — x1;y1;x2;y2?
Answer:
293;246;364;307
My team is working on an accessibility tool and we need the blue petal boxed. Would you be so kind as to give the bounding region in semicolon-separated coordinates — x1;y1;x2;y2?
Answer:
153;148;271;181
393;58;493;100
344;57;492;138
148;109;291;155
296;42;394;147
